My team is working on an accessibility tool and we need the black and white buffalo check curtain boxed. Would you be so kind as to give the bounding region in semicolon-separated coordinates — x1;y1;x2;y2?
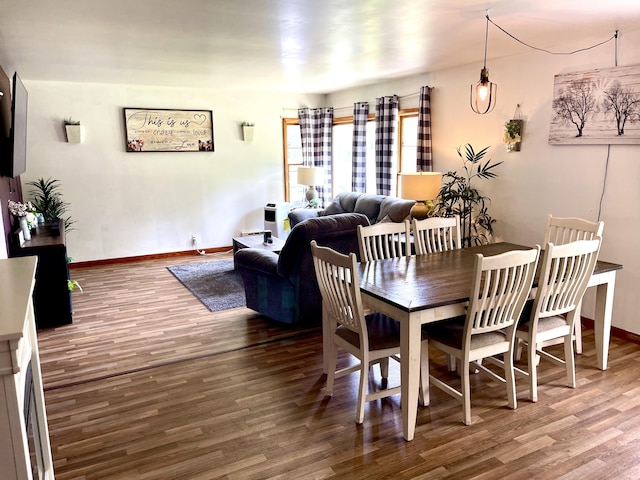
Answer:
416;86;433;172
375;95;399;196
351;102;369;193
298;107;334;205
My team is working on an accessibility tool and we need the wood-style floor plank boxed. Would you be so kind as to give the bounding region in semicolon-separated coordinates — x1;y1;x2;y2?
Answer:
38;254;640;479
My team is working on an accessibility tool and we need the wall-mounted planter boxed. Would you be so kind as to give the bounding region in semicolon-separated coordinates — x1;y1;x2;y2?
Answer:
242;125;254;142
504;119;523;152
65;124;81;143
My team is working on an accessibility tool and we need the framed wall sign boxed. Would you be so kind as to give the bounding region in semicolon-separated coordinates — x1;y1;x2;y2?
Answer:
123;108;214;152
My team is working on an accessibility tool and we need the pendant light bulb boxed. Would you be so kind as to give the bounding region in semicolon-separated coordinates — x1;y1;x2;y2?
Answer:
470;15;497;114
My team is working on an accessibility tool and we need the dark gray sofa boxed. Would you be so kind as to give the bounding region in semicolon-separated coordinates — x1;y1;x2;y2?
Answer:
235;213;370;325
288;191;415;229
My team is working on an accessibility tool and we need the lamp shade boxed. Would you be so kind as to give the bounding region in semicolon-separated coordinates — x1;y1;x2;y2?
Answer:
297;166;323;186
400;172;442;201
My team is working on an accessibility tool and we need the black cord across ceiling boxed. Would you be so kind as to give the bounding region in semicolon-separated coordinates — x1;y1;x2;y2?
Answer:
486;13;617;56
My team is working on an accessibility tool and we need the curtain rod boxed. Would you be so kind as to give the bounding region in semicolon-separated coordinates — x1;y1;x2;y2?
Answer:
283;87;432;114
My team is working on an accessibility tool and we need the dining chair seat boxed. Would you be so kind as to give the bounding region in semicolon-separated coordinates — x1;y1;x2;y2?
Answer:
517;316;570;335
336;312;400;351
424;317;509;350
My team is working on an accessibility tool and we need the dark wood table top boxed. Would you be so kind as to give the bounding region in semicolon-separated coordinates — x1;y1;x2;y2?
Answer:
358;242;622;314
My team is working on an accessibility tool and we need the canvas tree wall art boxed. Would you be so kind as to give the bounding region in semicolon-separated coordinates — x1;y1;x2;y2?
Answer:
549;64;640;145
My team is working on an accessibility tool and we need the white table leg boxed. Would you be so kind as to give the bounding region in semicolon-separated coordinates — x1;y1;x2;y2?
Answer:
594;271;616;371
401;316;421;441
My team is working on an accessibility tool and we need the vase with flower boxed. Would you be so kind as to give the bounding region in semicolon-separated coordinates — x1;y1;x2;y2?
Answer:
7;199;37;241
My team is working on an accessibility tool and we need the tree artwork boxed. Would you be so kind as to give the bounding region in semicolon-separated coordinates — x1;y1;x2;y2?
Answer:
552;79;598;137
549;65;640;145
601;80;640;135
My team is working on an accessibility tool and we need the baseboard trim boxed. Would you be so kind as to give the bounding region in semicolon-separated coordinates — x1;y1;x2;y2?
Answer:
70;245;233;269
582;317;640;345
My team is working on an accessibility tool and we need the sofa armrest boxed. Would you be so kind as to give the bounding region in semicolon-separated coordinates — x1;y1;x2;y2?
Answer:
234;248;279;275
288;208;321;228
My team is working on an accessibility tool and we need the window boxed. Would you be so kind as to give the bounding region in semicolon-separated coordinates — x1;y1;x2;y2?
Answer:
283;119;304;205
283;109;418;203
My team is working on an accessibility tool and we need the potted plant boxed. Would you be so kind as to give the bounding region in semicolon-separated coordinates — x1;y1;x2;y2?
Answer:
433;144;503;247
27;177;75;232
241;121;255;142
64;117;81;143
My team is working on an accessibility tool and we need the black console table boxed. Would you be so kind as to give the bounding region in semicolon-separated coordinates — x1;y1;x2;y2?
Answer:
10;223;72;329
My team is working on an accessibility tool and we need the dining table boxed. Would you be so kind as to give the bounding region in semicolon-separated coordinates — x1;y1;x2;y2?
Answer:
320;242;623;441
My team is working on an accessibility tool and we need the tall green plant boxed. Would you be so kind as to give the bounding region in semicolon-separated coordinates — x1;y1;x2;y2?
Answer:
27;177;75;231
434;144;502;247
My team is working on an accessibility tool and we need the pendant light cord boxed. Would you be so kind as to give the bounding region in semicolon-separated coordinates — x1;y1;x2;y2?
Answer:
483;14;489;68
486;14;617;55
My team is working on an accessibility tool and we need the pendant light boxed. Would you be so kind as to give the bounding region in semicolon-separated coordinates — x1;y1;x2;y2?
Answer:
470;14;497;114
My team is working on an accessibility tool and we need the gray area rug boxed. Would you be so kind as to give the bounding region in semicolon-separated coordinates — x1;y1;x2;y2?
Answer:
167;258;246;312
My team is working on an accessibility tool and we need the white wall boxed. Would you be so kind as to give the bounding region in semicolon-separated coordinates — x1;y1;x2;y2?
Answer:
21;81;322;262
328;30;640;334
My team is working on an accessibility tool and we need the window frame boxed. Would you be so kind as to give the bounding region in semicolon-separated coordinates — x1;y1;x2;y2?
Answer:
282;108;418;201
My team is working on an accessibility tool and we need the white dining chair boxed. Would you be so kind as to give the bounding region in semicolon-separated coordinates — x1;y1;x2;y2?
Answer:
412;215;462;372
420;246;540;425
357;220;411;262
514;238;601;402
412;215;461;255
311;240;422;424
540;214;604;354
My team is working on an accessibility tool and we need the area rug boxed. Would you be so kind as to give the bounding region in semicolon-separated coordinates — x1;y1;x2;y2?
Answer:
167;259;246;312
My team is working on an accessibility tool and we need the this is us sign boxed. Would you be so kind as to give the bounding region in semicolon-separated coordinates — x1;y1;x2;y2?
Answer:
124;108;214;152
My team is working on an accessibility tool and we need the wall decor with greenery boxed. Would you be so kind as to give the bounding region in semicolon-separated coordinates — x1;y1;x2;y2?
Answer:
433;144;503;247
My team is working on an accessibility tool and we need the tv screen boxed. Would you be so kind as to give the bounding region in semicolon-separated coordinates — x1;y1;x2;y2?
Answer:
0;68;10;170
7;72;28;178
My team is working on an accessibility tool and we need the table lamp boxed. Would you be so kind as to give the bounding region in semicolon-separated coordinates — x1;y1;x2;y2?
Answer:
399;172;443;219
296;166;323;204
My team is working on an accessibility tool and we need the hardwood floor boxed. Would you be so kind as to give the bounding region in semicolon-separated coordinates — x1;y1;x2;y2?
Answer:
38;254;640;479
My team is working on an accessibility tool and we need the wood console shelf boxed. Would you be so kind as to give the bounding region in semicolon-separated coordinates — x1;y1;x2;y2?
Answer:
10;223;72;329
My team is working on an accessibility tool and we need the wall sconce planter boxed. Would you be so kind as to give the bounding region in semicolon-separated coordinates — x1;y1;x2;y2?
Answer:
64;118;81;143
503;119;523;152
241;122;255;142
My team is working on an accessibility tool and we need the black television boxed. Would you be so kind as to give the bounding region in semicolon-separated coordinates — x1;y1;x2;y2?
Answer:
4;72;28;178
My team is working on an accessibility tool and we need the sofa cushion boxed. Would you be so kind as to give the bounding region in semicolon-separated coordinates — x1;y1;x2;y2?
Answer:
336;191;361;212
354;194;386;224
377;197;415;223
277;213;370;278
321;196;346;216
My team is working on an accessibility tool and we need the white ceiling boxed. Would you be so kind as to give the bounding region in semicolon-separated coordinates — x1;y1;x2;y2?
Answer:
1;0;639;94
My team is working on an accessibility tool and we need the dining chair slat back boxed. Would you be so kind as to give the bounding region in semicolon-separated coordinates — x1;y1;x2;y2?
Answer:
412;215;461;255
357;221;411;262
544;214;604;246
541;214;604;354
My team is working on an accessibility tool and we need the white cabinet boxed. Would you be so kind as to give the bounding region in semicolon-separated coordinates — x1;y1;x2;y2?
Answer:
0;256;54;479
